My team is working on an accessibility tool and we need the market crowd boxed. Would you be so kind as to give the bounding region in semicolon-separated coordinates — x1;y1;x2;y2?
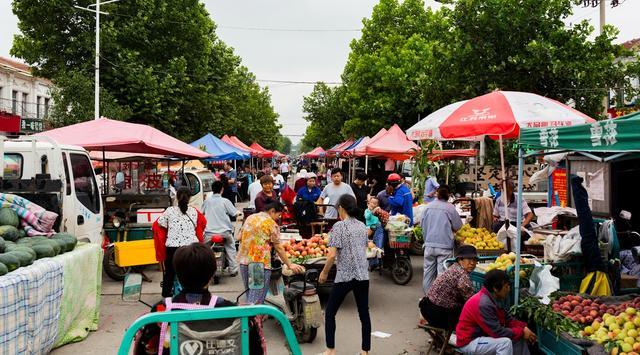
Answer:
147;156;536;355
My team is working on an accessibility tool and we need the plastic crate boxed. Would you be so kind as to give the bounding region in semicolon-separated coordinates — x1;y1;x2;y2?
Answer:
476;249;505;257
522;244;544;258
549;261;585;292
114;239;157;267
536;325;586;355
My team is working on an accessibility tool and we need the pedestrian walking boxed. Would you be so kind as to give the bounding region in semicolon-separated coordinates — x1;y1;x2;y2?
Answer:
319;195;371;355
155;187;206;297
279;158;290;182
421;185;463;293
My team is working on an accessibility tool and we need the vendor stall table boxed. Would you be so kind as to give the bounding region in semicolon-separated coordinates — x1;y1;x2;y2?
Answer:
0;243;102;353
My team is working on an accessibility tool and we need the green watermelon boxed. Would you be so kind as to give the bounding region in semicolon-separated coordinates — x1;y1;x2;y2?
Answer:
17;229;26;239
12;246;36;259
17;237;34;245
0;236;5;253
42;240;61;255
32;244;55;259
0;225;19;242
9;251;34;266
53;233;77;252
0;253;21;271
0;208;19;227
0;262;7;276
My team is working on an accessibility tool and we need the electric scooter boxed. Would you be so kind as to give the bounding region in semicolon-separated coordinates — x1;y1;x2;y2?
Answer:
265;266;323;343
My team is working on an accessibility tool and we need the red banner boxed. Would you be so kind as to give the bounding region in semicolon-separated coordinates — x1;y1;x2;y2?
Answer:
0;111;20;133
551;168;567;207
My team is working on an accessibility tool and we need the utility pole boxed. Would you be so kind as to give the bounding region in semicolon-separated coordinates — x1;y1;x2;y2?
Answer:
74;0;120;120
599;0;606;34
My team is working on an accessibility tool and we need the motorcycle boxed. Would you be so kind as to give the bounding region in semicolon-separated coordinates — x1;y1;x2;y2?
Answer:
265;267;323;343
377;230;413;285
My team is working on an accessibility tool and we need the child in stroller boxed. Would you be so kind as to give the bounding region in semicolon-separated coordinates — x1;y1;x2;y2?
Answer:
134;243;264;355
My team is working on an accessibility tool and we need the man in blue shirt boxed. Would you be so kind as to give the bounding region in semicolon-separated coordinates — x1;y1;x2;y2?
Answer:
386;173;414;224
202;180;240;276
423;173;440;203
224;162;238;203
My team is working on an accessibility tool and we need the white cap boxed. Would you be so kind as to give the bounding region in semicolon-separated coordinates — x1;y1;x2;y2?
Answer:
306;172;317;178
297;169;308;178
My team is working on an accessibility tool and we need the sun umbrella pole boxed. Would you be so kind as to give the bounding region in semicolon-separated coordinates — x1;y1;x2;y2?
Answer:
514;146;525;306
365;155;369;174
499;135;509;227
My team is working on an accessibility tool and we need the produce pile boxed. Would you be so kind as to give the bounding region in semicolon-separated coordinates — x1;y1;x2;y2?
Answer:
283;234;330;264
456;224;504;250
484;252;534;278
515;293;640;355
0;208;77;276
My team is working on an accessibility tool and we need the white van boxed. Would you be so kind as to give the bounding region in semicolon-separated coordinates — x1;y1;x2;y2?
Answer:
0;136;103;243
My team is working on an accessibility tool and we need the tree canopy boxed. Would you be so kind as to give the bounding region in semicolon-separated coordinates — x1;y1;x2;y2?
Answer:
12;0;282;148
301;0;638;150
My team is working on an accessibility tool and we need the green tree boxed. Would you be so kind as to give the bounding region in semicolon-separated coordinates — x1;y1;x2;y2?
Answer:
301;83;350;149
12;0;279;144
303;0;636;145
276;136;292;154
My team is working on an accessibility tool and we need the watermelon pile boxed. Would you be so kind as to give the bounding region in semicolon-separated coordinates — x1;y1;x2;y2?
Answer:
0;208;77;276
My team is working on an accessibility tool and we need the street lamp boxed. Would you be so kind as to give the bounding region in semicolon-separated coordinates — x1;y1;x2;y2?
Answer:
74;0;120;120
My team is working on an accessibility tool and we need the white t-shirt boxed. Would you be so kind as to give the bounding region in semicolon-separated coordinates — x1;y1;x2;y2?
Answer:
272;174;285;190
248;180;263;209
279;162;289;173
157;206;199;247
320;182;355;219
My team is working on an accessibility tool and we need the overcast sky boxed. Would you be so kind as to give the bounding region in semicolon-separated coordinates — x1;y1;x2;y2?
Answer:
1;0;638;143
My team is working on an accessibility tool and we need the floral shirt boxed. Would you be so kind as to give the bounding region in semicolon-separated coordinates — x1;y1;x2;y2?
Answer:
426;263;475;309
237;212;280;269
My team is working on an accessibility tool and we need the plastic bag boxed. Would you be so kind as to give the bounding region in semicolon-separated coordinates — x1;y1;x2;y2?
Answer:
528;264;560;304
496;224;532;252
543;226;582;262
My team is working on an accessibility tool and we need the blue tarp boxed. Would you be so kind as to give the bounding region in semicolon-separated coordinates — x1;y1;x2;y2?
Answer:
191;133;250;160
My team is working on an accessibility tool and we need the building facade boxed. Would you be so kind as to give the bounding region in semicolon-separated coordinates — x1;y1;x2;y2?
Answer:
0;56;52;133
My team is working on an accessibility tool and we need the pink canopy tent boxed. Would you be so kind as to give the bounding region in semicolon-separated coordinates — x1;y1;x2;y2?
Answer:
359;124;419;161
273;150;284;158
249;142;274;159
221;135;256;156
326;139;355;157
37;117;209;159
352;128;388;157
304;147;326;159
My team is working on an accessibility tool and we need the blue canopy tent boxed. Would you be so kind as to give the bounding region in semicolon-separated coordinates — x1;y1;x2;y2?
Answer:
191;133;250;161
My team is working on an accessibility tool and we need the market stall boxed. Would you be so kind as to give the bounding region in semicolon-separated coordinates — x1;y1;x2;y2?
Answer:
191;133;250;161
487;112;640;354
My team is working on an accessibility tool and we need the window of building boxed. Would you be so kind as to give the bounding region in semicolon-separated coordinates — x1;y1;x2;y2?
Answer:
2;153;23;179
70;153;100;213
12;90;18;114
21;93;28;116
37;96;42;118
44;98;50;117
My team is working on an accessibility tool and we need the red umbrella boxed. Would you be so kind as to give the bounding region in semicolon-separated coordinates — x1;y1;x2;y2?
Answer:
406;90;595;222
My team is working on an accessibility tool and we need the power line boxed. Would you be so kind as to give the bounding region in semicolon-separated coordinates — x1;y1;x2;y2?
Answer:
217;25;361;32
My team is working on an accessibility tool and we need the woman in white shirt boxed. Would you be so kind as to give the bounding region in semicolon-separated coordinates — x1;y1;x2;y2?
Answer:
157;187;200;297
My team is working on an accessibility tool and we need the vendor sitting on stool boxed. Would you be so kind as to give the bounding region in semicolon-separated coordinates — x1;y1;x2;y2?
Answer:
492;180;534;233
419;245;477;331
456;269;537;355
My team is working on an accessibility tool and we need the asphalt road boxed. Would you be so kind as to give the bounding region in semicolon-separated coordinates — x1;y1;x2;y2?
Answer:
50;255;431;355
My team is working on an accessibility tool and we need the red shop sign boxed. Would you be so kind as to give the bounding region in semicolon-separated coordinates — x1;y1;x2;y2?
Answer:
0;111;21;133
